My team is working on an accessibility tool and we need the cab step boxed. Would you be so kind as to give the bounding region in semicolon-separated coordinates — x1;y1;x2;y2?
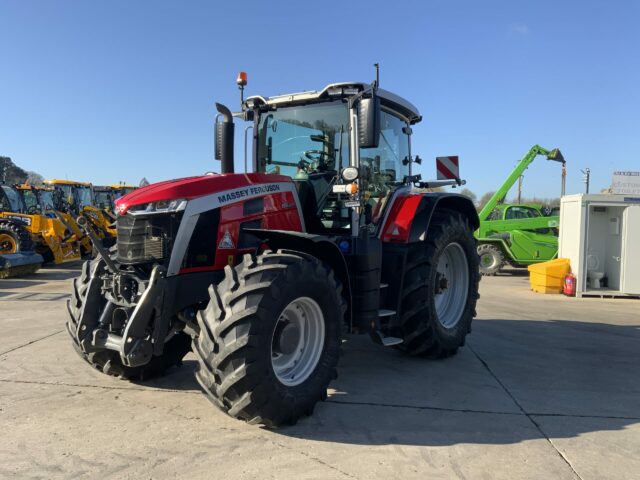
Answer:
372;330;404;347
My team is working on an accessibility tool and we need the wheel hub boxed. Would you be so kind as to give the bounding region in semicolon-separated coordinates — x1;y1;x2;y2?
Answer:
273;321;301;355
271;297;325;387
0;234;17;254
435;273;449;293
434;242;470;329
480;254;493;267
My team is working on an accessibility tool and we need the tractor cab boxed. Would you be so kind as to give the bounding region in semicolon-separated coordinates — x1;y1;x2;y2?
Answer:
16;184;59;217
45;179;93;216
111;184;136;199
94;186;115;212
240;82;421;236
35;187;57;213
16;185;41;215
0;184;27;214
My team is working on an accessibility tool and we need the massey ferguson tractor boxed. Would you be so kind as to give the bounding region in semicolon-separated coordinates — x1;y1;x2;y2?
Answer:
67;73;480;427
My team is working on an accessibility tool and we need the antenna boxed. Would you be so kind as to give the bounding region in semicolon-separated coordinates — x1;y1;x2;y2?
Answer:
373;63;380;88
580;168;591;194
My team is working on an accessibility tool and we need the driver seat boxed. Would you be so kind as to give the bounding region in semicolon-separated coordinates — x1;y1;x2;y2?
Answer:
293;172;334;233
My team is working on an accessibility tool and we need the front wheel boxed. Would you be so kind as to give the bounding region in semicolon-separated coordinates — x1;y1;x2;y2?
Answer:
193;249;346;427
395;209;480;357
0;220;34;254
477;243;505;276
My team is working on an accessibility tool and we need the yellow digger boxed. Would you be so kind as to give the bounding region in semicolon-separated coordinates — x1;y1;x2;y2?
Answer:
93;186;115;212
7;184;84;264
44;180;116;247
110;183;136;200
0;185;44;277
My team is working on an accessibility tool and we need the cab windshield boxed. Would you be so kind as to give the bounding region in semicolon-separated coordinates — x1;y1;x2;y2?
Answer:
1;186;25;212
94;191;113;209
74;186;94;208
38;190;55;211
53;184;92;212
257;101;349;178
21;189;40;213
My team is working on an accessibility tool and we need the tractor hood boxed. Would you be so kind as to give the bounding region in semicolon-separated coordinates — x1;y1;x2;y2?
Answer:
115;173;293;215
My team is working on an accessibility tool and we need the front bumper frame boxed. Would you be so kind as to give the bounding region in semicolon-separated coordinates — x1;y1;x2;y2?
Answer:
69;256;223;368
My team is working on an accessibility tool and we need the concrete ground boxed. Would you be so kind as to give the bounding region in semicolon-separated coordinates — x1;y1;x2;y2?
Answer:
1;264;638;480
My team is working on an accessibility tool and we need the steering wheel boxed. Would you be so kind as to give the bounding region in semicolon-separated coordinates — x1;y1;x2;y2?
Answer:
27;205;39;214
303;150;335;170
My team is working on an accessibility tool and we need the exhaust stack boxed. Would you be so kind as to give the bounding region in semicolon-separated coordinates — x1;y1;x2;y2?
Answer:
215;103;234;174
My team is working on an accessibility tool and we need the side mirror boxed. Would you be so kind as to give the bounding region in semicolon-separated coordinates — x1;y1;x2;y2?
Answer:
215;103;235;174
357;96;380;149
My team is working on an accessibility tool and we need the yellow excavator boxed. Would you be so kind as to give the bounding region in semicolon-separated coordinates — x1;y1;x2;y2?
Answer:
111;183;137;200
0;185;44;277
44;180;116;247
9;184;84;263
93;186;115;212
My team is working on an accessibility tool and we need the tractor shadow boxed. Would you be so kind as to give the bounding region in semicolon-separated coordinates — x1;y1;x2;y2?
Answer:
0;279;48;290
269;318;640;446
37;262;83;280
141;359;201;391
0;264;81;289
495;267;529;277
147;317;640;446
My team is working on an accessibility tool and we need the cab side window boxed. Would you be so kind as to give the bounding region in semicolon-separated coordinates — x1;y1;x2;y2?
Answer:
488;208;502;220
359;110;410;223
505;206;540;219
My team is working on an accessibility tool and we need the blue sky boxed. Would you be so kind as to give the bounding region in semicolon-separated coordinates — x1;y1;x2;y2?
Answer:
1;0;638;199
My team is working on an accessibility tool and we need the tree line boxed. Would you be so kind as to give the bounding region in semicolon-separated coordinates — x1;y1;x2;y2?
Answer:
0;156;44;185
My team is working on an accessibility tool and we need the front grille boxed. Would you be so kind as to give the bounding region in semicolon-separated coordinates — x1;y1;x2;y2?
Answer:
116;213;182;264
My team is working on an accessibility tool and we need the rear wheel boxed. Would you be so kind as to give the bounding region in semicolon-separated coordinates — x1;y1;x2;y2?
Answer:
67;258;191;380
395;209;480;357
193;249;346;427
477;243;505;276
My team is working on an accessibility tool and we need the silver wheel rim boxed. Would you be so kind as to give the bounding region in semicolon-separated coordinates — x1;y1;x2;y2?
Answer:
480;251;495;268
434;243;470;329
271;297;325;387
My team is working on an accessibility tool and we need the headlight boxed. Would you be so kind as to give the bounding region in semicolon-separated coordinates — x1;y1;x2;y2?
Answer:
341;167;359;182
127;198;188;215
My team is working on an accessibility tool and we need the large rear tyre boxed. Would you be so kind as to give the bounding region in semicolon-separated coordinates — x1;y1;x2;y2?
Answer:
395;209;480;357
477;243;505;276
66;259;191;380
193;250;346;427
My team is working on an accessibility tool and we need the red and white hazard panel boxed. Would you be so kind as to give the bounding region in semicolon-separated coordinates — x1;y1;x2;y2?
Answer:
436;156;459;180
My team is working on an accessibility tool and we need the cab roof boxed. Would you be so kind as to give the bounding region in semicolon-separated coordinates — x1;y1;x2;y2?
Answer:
244;82;422;124
45;179;91;187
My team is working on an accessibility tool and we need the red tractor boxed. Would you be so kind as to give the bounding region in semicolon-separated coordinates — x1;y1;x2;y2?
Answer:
67;75;480;426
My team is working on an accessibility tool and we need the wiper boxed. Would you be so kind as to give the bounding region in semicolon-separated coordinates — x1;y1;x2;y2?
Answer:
337;125;344;172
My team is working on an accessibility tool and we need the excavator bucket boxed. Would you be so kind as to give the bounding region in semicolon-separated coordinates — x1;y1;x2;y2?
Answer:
0;252;43;279
546;148;565;163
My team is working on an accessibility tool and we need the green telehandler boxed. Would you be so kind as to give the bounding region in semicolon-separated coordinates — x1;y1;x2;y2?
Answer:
476;145;565;275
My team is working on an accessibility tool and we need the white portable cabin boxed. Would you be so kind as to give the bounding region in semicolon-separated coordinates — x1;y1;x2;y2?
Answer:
559;194;640;297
